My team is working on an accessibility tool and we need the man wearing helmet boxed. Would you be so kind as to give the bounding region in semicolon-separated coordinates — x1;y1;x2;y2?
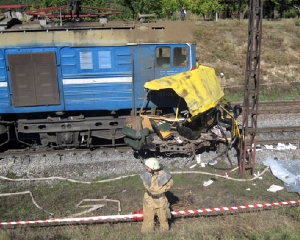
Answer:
140;157;174;233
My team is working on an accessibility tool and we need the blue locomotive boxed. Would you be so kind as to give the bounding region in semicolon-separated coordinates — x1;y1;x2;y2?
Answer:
0;17;198;150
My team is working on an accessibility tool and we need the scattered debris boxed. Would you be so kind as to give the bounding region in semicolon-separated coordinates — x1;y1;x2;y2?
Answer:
265;143;297;150
203;180;214;187
208;160;217;166
267;185;284;192
221;173;230;178
189;164;197;169
200;162;206;168
254;171;263;179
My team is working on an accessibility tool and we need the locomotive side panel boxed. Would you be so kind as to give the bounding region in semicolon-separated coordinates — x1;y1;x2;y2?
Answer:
61;46;134;111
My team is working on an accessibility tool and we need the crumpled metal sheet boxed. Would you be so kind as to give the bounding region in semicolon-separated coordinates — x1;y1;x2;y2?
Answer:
144;65;224;118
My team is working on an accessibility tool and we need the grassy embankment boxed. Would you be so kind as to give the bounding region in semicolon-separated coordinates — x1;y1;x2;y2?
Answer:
195;18;300;102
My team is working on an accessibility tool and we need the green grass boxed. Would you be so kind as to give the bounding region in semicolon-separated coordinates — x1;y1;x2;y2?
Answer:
0;162;300;239
224;82;300;102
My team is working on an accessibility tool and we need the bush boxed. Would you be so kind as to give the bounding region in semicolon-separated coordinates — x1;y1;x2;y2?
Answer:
282;9;297;18
295;18;300;26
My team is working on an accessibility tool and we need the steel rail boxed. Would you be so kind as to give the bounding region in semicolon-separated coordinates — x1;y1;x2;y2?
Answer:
257;126;300;133
256;138;299;145
232;100;300;114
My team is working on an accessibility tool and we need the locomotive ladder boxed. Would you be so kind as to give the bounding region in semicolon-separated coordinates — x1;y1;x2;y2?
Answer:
239;0;262;176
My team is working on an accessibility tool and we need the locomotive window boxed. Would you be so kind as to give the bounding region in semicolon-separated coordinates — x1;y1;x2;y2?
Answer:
174;47;188;67
79;51;93;69
156;47;170;68
98;51;112;69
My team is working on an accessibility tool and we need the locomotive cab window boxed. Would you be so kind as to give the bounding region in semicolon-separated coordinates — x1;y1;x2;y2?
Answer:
174;47;188;67
156;47;170;68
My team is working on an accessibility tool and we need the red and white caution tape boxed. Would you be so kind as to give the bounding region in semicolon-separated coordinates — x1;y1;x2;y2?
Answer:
0;214;143;226
171;200;300;216
1;200;299;226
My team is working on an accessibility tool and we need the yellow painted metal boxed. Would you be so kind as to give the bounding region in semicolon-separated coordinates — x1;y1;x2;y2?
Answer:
144;65;224;118
221;105;241;138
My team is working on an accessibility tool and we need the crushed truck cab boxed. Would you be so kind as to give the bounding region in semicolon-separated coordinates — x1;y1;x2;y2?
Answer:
122;65;241;161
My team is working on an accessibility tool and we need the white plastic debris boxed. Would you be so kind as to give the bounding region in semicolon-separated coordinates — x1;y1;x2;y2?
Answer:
254;171;263;179
265;143;298;151
211;126;223;137
208;160;217;166
196;154;201;164
189;164;197;169
276;143;286;150
287;143;297;150
267;184;284;192
175;136;183;144
203;180;214;187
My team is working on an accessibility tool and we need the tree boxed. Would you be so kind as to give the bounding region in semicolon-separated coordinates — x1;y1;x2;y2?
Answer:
220;0;249;20
161;0;180;18
187;0;223;20
265;0;296;18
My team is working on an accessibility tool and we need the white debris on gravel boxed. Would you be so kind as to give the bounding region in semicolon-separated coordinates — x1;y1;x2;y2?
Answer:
0;147;299;181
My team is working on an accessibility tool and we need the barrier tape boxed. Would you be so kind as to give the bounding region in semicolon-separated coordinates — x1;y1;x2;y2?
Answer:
171;200;300;216
1;200;299;226
0;214;142;226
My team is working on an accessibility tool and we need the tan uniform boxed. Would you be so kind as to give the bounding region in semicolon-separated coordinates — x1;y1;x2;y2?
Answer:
140;169;173;233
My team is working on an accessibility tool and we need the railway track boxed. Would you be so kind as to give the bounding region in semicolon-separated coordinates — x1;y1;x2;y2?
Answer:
232;100;300;114
257;139;299;146
256;126;300;146
0;126;298;157
237;100;300;145
0;100;298;157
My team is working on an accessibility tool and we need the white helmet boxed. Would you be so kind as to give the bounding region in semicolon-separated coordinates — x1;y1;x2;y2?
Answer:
145;158;160;170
